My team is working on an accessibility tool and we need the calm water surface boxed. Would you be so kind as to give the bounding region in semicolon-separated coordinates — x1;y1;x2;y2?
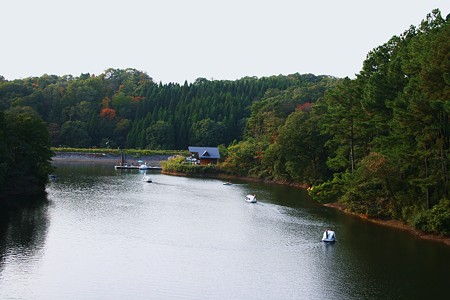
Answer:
1;162;449;300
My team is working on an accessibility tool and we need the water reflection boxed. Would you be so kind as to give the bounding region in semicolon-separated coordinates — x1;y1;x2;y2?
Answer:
0;196;49;272
1;163;449;300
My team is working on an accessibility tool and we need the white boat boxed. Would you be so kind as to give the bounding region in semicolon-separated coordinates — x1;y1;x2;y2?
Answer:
245;194;257;203
322;230;336;242
223;181;232;186
139;164;149;170
142;174;152;183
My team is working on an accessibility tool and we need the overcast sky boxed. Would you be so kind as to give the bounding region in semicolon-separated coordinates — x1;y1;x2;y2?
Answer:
1;0;449;83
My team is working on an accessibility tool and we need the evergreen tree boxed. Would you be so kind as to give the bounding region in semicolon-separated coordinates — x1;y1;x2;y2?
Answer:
0;110;53;201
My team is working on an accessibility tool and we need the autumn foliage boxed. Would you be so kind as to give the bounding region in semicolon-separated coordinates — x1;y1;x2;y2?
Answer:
100;108;117;119
296;102;313;112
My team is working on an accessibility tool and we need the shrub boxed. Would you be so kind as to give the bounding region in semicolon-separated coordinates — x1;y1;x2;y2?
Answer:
413;198;450;236
161;156;220;175
308;174;347;204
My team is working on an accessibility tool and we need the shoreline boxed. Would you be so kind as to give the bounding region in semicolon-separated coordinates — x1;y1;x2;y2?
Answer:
164;170;450;246
52;153;450;247
161;170;309;188
51;151;170;166
324;203;450;247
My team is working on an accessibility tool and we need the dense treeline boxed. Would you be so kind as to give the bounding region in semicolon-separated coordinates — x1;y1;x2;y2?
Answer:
0;110;53;202
0;70;337;150
221;10;449;235
2;9;448;234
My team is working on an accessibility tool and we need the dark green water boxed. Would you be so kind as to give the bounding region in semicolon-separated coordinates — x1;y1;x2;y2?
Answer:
1;162;449;299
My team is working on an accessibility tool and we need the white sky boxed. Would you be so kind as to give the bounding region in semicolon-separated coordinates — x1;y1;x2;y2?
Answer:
1;0;449;83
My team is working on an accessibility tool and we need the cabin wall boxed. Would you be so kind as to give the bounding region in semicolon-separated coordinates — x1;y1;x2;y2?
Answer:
200;158;218;165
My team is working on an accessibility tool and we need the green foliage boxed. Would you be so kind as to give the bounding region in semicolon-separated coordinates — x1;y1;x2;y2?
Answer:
219;139;263;176
146;121;175;149
308;174;348;204
277;108;330;184
1;10;448;236
319;78;368;173
190;118;226;147
413;198;450;236
0;110;53;201
60;120;91;147
339;153;401;217
0;112;9;190
0;70;333;150
228;10;449;236
217;144;229;161
223;77;338;179
162;156;219;175
260;143;286;180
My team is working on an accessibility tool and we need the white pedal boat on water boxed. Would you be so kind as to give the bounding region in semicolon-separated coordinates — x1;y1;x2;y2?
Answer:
139;164;149;170
245;194;257;203
322;230;336;242
142;174;152;183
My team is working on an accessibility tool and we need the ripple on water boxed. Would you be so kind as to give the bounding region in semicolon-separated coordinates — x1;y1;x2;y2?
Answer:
2;164;450;300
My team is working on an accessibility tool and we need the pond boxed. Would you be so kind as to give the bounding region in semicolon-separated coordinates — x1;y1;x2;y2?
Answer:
1;162;449;299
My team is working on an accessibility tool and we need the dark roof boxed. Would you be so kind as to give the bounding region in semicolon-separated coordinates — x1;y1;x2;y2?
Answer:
188;146;220;159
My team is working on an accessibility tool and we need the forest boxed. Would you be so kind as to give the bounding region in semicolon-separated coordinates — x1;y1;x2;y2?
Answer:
220;10;449;235
0;110;53;202
0;69;337;150
1;10;448;234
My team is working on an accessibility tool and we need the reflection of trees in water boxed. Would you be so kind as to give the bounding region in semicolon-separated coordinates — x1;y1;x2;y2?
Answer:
0;196;49;270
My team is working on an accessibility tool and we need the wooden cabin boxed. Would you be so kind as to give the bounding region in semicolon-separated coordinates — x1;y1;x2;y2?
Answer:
188;146;221;165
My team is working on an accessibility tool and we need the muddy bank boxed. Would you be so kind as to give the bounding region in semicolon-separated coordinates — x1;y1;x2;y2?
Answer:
324;202;450;247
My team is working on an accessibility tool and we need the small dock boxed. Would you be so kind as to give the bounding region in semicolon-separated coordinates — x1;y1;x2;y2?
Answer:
114;165;162;170
115;150;162;170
